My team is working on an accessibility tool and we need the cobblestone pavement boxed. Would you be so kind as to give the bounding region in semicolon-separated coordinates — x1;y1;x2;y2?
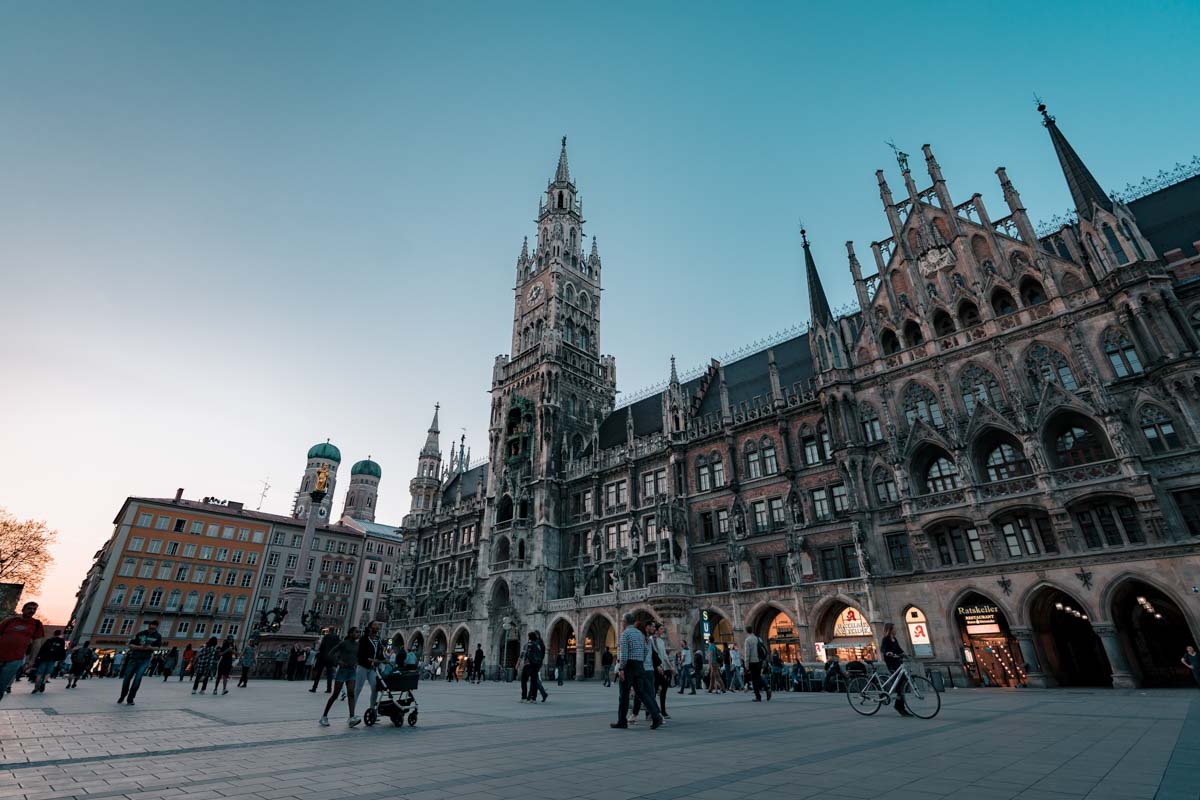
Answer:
0;676;1196;800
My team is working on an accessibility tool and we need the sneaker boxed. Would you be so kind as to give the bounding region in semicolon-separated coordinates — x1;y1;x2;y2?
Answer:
126;700;135;706
191;690;197;695
347;716;361;728
222;690;229;695
319;717;330;727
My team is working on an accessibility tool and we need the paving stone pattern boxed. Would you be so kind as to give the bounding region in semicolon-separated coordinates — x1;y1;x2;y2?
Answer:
0;677;1196;800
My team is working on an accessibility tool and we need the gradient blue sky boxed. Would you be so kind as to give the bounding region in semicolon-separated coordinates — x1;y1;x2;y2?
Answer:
3;2;1197;621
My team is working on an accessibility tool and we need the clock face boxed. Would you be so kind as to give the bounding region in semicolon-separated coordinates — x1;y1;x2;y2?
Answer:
527;283;544;304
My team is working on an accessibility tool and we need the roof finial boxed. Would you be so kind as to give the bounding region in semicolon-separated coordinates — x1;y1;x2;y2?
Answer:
555;136;571;183
1035;94;1054;125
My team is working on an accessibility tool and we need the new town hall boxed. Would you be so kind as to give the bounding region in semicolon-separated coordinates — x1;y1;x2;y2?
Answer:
386;105;1200;691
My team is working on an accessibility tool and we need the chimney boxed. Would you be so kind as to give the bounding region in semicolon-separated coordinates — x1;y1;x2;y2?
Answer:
174;488;184;503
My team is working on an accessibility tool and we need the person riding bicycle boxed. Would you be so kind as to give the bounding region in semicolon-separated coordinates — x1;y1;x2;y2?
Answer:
881;623;910;717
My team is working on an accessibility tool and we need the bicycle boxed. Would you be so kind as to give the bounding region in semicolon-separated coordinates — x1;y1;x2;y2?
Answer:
846;657;940;719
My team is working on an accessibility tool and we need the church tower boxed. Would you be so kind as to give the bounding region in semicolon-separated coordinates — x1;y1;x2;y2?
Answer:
408;405;442;516
342;457;381;522
484;137;617;601
293;440;340;520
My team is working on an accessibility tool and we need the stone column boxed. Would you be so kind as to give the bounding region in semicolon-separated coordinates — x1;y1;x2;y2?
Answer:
1012;628;1049;688
278;489;326;637
574;642;586;681
1093;624;1136;688
1127;309;1165;363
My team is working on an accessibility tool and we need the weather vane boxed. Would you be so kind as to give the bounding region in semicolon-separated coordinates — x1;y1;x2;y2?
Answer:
885;139;909;173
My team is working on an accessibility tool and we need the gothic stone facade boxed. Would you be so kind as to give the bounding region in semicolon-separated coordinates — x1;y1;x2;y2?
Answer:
388;114;1200;689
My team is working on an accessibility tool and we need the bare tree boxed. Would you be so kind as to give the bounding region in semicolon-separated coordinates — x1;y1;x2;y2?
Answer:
0;508;57;594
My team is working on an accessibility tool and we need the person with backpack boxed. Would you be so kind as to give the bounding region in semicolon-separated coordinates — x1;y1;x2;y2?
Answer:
601;647;614;687
65;641;94;688
524;631;548;702
744;630;772;702
32;630;67;693
706;640;726;694
311;628;340;693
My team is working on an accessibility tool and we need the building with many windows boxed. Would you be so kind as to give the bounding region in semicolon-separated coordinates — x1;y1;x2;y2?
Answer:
387;112;1200;689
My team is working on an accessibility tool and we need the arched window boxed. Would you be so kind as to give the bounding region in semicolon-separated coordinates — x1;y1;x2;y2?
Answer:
184;591;199;612
971;234;990;265
1102;223;1129;265
571;433;584;457
711;453;725;487
1054;236;1072;261
902;383;944;428
1140;406;1181;453
925;456;960;493
113;584;127;605
903;320;924;347
1061;272;1083;294
579;328;591;352
517;540;526;561
1010;251;1031;273
564;319;575;346
129;586;145;606
496;495;514;523
147;587;162;607
880;329;900;355
991;288;1017;316
1053;423;1110;467
566;395;576;416
696;456;711;492
983;442;1031;481
933;310;955;337
1025;344;1078;393
861;407;883;443
166;589;181;610
201;592;215;612
873;467;898;504
761;437;779;475
1019;277;1047;306
745;441;762;479
958;300;981;327
578;292;590;311
959;364;1004;415
564;284;574;303
592;535;602;562
1103;328;1143;378
1120;219;1146;260
218;594;231;613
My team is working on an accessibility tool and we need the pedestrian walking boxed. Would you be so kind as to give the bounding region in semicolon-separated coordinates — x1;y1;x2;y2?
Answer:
529;631;548;701
273;647;287;680
112;650;126;678
162;647;179;681
706;641;726;694
304;645;317;681
601;647;614;687
611;613;662;730
743;629;770;701
213;637;236;694
352;621;385;713
446;652;459;682
98;652;113;677
238;642;257;687
677;644;698;694
311;628;339;693
319;627;362;728
555;649;565;686
118;620;162;705
650;623;671;718
65;641;94;689
190;637;219;695
180;644;194;681
32;629;66;693
1181;646;1200;688
0;602;45;702
729;644;745;690
472;644;485;683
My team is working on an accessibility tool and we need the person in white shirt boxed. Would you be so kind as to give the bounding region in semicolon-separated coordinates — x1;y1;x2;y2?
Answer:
729;643;745;690
677;645;697;694
743;632;772;701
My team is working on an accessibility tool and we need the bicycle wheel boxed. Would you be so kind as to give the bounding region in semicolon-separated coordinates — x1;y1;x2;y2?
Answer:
901;675;941;719
846;677;882;716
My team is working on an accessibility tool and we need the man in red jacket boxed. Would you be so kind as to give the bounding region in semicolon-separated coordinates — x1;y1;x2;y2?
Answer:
0;602;45;702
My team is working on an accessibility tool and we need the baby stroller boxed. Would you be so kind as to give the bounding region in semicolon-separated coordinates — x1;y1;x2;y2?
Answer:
363;665;419;727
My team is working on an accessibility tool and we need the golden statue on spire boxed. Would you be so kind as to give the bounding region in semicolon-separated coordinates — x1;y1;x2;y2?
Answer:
315;464;330;493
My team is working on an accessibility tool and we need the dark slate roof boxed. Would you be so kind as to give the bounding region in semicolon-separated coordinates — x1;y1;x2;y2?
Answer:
441;462;489;504
596;331;814;452
1044;112;1113;222
1129;174;1200;259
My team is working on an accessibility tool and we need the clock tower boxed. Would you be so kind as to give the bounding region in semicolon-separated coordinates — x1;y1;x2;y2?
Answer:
483;137;616;605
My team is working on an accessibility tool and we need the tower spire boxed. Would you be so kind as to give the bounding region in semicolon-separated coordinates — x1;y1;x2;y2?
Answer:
1038;101;1113;222
555;135;571;184
422;403;441;456
803;228;833;327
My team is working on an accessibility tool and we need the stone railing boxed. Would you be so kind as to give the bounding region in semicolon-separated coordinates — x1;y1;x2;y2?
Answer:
912;488;967;512
1051;459;1121;487
977;475;1039;499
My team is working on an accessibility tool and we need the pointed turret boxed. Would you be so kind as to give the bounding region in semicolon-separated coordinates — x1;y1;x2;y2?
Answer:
1039;102;1113;222
555;136;571;184
803;228;833;327
669;355;679;386
518;236;529;264
588;236;601;268
422;403;441;456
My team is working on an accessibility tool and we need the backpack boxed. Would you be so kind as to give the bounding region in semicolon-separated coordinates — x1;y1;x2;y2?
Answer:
755;637;769;663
